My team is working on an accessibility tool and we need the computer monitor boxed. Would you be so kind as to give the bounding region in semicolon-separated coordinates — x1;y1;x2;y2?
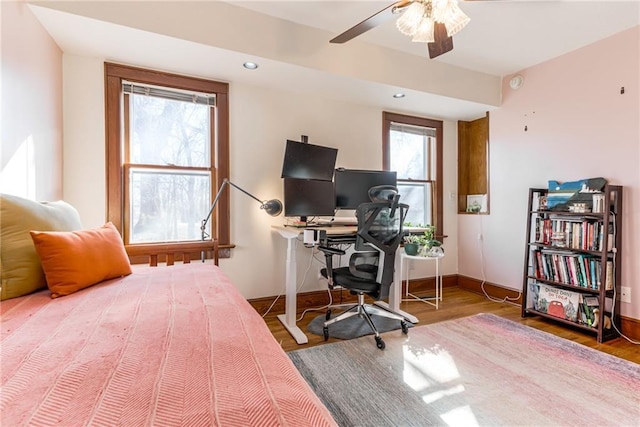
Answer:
281;140;338;181
283;178;336;220
335;169;398;209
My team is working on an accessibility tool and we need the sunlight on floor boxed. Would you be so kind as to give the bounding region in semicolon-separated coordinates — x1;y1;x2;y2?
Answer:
440;405;480;427
402;343;480;427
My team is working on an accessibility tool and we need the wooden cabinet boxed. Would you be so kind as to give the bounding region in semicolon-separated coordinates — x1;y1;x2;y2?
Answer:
458;113;489;214
521;185;623;343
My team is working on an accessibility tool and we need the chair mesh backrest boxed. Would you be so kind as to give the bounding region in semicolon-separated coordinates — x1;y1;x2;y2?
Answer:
355;202;408;253
354;202;408;299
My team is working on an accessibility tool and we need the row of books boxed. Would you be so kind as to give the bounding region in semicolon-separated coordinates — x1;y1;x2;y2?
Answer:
532;249;613;290
534;217;612;252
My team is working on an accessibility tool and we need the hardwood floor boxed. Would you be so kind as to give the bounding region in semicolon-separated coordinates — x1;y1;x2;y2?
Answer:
264;287;640;364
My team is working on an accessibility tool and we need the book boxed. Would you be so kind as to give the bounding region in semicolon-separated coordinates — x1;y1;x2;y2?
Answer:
535;284;580;322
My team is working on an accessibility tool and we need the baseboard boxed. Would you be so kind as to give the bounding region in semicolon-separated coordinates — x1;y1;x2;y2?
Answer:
248;274;458;316
457;274;640;341
456;275;523;305
249;274;639;341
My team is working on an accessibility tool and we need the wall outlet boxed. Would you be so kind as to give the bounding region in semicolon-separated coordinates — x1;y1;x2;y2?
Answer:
477;233;483;241
621;286;631;303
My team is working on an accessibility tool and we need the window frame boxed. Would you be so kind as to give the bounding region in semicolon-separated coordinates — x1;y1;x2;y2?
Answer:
105;63;230;258
382;111;443;238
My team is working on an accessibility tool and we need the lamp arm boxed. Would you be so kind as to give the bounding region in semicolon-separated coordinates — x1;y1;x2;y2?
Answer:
201;178;270;241
201;178;230;241
226;180;265;205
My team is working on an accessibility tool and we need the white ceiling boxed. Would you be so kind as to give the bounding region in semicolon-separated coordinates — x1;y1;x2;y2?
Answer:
29;0;639;121
230;0;640;76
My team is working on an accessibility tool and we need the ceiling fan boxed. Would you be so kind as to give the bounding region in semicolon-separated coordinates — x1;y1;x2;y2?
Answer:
330;0;476;59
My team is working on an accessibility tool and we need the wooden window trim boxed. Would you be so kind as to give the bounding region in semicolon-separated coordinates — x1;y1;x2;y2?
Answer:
105;63;230;257
382;111;444;238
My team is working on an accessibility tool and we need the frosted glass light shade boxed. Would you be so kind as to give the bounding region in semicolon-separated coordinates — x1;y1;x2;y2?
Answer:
411;18;435;43
396;0;470;45
433;0;470;37
396;1;428;36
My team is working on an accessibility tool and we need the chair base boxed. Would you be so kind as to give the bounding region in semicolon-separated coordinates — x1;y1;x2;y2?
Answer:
323;293;408;349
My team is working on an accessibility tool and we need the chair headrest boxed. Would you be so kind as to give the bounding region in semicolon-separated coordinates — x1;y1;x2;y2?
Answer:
368;185;399;203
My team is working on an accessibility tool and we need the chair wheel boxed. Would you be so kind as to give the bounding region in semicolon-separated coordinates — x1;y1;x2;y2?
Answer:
375;336;385;350
401;321;409;335
325;310;332;321
323;326;329;341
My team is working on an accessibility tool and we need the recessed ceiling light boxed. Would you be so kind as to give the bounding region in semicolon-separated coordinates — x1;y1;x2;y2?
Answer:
393;93;405;99
243;62;259;70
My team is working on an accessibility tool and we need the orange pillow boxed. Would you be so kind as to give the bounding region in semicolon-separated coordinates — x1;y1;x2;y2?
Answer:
30;222;132;298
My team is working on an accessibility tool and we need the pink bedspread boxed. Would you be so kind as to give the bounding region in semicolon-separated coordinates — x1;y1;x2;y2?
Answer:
1;263;336;426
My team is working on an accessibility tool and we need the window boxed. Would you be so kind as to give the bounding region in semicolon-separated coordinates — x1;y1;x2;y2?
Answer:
105;63;229;258
382;111;443;237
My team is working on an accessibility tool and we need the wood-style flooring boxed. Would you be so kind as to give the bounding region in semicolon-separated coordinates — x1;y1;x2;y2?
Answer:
264;287;640;364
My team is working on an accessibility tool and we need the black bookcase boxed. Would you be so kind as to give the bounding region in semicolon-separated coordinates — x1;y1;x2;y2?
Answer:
521;185;623;343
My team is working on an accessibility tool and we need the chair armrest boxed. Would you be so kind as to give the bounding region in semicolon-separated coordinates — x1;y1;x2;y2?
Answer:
317;245;346;256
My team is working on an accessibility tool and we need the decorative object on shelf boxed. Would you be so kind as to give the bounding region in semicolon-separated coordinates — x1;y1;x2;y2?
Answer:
546;177;607;211
424;244;445;258
592;193;605;213
402;234;421;256
466;194;487;213
200;178;282;260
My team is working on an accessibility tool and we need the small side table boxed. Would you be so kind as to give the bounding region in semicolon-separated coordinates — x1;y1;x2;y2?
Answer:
399;249;444;309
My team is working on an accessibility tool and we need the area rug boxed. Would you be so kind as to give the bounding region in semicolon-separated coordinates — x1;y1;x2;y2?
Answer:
289;313;640;427
307;311;412;340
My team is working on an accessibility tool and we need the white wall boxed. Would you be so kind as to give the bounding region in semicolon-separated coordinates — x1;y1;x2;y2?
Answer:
62;55;459;299
458;26;640;320
1;1;62;201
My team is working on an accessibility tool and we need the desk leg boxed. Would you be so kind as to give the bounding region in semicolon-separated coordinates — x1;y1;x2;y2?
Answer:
374;251;419;324
276;236;308;344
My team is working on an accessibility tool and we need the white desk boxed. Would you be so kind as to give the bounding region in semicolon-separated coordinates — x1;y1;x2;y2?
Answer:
273;225;422;344
398;249;444;309
273;225;358;344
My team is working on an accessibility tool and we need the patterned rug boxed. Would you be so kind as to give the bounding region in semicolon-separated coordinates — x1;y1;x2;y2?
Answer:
289;313;640;427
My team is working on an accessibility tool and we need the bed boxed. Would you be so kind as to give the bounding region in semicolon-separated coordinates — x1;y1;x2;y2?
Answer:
0;195;336;426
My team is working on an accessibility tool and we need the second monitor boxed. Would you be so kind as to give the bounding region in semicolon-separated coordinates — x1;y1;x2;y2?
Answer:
335;169;397;209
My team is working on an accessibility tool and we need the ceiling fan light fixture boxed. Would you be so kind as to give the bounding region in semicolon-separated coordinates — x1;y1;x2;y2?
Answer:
411;18;435;43
397;0;469;45
396;1;428;36
434;0;470;37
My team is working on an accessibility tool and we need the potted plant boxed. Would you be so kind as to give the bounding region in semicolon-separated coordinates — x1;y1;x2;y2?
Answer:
403;224;443;257
403;234;421;256
420;225;444;258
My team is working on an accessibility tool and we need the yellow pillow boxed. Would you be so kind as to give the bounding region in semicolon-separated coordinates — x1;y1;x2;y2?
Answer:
30;222;132;298
1;194;83;300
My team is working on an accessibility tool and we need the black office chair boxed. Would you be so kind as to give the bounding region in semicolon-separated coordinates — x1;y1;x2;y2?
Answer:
318;198;409;350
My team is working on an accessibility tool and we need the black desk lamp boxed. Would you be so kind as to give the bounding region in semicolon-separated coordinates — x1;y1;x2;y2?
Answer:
200;178;282;259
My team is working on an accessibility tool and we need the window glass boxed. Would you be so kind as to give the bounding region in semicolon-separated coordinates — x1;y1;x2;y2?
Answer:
383;112;442;235
126;92;214;244
129;169;210;243
389;130;426;180
397;182;432;226
130;95;210;167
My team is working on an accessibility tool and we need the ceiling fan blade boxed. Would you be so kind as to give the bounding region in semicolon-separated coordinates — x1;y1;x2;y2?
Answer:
330;0;411;44
427;22;454;59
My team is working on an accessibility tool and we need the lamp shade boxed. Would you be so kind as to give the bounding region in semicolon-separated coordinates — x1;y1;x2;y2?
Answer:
261;199;283;216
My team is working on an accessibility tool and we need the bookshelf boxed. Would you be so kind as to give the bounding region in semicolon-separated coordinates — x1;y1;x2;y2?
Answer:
521;185;623;343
